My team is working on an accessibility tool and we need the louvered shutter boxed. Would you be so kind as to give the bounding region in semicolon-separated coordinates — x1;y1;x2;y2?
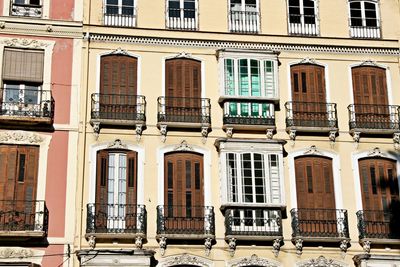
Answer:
126;151;137;229
2;48;44;83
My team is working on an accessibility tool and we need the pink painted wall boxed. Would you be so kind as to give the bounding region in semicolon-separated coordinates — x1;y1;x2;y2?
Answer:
45;131;69;237
50;0;75;20
51;38;73;125
41;245;66;267
0;1;3;17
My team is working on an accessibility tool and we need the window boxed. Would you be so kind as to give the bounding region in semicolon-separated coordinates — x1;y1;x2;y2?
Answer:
1;48;52;119
288;0;318;35
0;145;39;231
104;0;136;27
349;1;380;38
167;0;197;30
229;0;259;33
11;0;42;17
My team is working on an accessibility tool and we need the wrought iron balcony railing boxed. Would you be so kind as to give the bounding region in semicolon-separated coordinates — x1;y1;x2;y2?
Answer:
285;101;338;130
167;8;197;30
91;93;146;122
288;14;318;36
0;200;48;235
350;18;381;39
225;208;282;238
223;102;275;127
0;88;54;121
357;210;400;240
86;203;146;235
157;96;211;125
11;1;42;17
229;10;259;33
157;205;215;237
104;11;136;27
291;208;349;239
348;104;400;133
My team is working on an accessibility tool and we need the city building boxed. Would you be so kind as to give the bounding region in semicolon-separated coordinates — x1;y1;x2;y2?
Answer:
0;0;82;266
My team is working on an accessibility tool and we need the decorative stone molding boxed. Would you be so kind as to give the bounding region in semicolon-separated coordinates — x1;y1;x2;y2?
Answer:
289;130;296;141
266;129;274;139
87;34;400;56
295;238;303;256
367;147;383;157
393;133;400;150
329;130;337;143
272;239;281;257
0;131;44;144
340;239;349;254
159;236;167;256
107;139;127;149
201;126;209;144
298;57;317;65
226;127;233;138
160;125;167;143
159;253;212;267
174;140;194;151
136;124;143;142
228;237;236;257
175;51;193;59
0;248;33;258
353;131;361;143
204;237;212;256
135;236;143;249
87;235;96;249
297;256;347;267
303;145;322;156
1;38;52;49
230;254;280;267
362;240;371;253
92;122;100;140
110;47;130;56
359;59;379;67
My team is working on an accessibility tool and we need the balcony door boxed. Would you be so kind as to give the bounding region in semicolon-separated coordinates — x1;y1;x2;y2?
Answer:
99;54;138;120
290;64;327;126
164;152;204;230
0;145;39;230
358;158;399;236
351;66;390;128
165;58;202;122
96;149;137;232
295;156;337;234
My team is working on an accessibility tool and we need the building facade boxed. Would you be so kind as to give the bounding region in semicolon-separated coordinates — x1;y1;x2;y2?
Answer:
0;0;82;266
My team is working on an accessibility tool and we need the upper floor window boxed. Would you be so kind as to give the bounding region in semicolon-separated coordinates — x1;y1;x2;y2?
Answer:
288;0;318;36
229;0;259;33
11;0;42;17
104;0;136;27
349;0;380;38
166;0;197;30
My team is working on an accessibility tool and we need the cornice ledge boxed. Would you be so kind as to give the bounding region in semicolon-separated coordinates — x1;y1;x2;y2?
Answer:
87;33;400;56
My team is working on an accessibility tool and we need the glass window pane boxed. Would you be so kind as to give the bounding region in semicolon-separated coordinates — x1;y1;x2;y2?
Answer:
225;59;235;95
4;84;20;103
239;59;249;96
250;59;260;96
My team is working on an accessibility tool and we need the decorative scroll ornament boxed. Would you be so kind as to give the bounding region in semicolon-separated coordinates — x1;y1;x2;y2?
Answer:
110;47;129;56
303;145;322;156
107;139;127;149
359;59;379;67
230;254;280;267
393;133;400;150
299;57;317;65
160;253;212;267
87;236;96;249
204;237;212;256
2;38;51;49
174;140;193;151
367;147;384;157
0;131;44;144
175;51;193;59
0;248;33;258
159;236;167;256
298;256;347;267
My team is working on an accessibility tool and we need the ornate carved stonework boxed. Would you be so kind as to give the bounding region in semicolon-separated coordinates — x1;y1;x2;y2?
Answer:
303;145;322;156
367;147;383;157
230;254;280;267
298;57;317;65
0;131;44;144
359;60;379;67
174;140;193;151
160;253;211;267
175;51;193;59
298;256;347;267
110;47;130;56
1;38;51;49
0;248;33;258
107;139;127;149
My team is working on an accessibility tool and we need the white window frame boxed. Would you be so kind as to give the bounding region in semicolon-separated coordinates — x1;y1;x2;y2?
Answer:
103;0;136;27
228;0;260;33
166;0;198;30
218;50;279;101
348;0;381;38
287;0;319;35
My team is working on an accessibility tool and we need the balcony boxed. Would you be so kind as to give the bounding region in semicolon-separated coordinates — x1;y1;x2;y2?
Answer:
348;104;400;135
356;210;400;252
223;101;275;137
288;14;318;36
225;208;282;256
291;208;350;254
350;20;381;39
85;203;146;248
229;11;259;33
157;96;211;139
0;88;54;127
167;8;197;30
0;200;48;240
90;93;146;136
11;1;42;17
285;101;338;139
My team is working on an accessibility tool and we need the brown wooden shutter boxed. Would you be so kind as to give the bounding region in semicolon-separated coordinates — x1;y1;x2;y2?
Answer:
126;151;137;206
352;66;388;106
100;55;138;96
96;150;109;206
2;48;44;83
